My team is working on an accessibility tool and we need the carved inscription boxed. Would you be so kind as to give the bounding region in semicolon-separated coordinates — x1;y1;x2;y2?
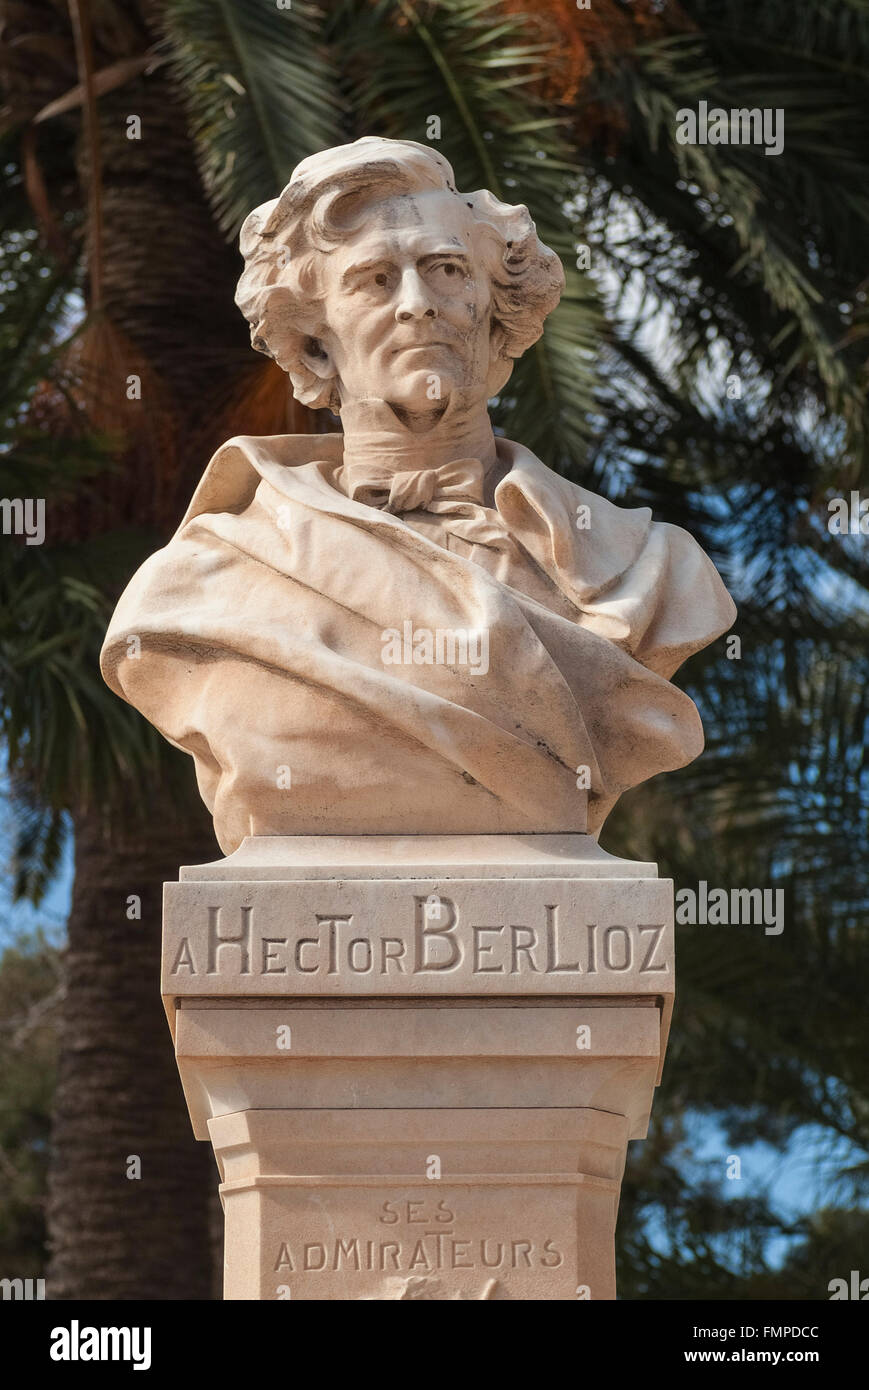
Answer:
271;1196;564;1300
163;876;673;1001
169;897;668;980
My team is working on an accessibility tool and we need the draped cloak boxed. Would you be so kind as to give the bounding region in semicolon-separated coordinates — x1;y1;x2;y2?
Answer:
99;433;736;854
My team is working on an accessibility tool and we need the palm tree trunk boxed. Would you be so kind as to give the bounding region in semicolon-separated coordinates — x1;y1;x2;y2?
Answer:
47;798;218;1300
46;60;252;1299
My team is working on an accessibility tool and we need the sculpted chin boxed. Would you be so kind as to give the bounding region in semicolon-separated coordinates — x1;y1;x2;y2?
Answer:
100;137;736;854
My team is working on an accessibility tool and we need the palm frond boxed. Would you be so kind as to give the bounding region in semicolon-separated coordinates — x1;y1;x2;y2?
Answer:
160;0;343;237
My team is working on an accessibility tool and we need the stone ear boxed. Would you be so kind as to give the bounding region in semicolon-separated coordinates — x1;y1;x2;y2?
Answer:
252;288;332;377
264;316;339;410
287;334;339;410
298;335;335;383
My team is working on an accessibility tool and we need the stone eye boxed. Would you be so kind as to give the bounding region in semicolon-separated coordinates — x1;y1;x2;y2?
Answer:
374;272;388;287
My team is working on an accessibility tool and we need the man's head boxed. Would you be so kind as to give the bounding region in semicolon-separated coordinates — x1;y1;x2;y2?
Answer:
235;138;564;418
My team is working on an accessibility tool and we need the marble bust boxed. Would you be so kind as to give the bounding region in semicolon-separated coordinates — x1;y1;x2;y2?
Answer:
100;137;735;854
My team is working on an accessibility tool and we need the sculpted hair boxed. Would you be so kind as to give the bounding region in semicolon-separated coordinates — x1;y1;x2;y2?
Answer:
235;137;565;411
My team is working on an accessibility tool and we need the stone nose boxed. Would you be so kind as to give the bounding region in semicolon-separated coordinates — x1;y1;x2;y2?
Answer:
395;268;437;322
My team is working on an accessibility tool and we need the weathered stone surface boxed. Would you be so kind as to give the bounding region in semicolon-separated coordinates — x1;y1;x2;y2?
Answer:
211;1109;628;1300
101;137;735;854
175;1002;663;1141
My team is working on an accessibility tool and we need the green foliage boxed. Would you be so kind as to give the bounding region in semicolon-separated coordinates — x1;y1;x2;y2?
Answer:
0;175;173;832
578;2;869;490
160;0;343;237
0;543;168;816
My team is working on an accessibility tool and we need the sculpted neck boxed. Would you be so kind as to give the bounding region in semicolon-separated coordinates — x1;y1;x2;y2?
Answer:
338;396;497;475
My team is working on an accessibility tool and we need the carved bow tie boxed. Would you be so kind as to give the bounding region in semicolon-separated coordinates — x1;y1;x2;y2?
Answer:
342;457;508;549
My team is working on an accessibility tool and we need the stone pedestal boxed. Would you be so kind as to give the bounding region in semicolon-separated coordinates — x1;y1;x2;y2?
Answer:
162;835;674;1300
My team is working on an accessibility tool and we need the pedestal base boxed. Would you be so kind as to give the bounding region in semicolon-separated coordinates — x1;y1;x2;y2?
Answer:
162;835;674;1300
212;1109;627;1300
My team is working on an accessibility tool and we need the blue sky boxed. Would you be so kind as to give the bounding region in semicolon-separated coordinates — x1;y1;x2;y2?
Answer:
0;771;72;949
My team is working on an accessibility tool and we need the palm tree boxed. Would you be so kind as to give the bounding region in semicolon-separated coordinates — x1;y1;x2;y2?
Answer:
0;0;310;1299
0;0;866;1296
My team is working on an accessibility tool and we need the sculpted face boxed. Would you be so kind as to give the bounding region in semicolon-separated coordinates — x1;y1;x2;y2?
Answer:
309;190;496;418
